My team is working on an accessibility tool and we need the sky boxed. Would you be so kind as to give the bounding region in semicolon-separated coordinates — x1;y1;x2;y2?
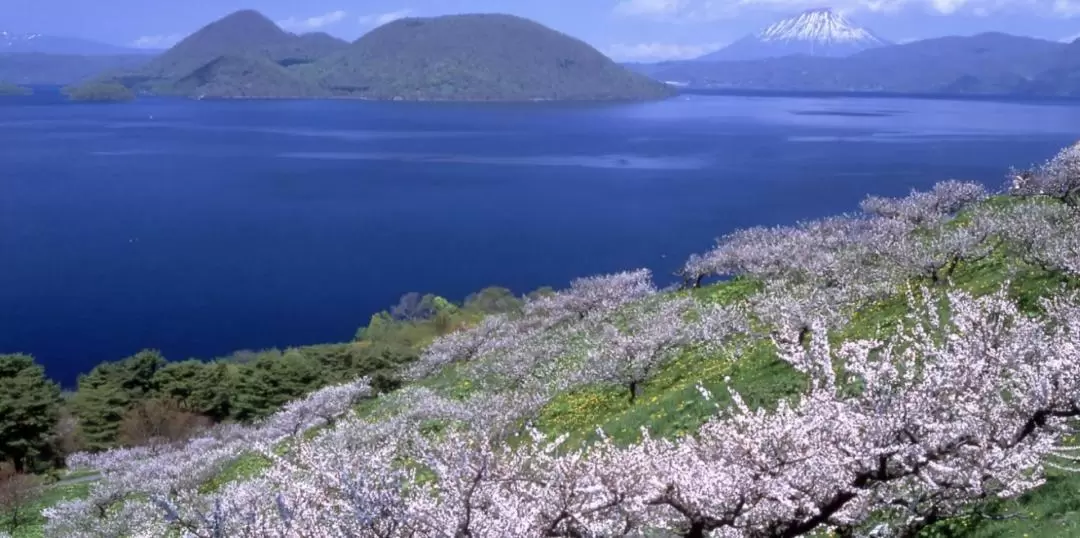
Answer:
4;0;1080;61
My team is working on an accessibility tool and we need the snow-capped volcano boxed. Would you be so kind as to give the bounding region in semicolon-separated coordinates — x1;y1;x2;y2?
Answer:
698;8;889;61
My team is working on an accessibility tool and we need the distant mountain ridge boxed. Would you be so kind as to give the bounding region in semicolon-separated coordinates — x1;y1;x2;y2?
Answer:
86;9;671;101
0;53;153;85
106;10;347;97
699;8;889;61
644;31;1080;97
131;10;342;78
1;30;153;55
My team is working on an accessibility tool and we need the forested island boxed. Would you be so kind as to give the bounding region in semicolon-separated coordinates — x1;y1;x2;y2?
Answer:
61;81;135;102
0;82;31;96
82;10;672;101
6;142;1080;536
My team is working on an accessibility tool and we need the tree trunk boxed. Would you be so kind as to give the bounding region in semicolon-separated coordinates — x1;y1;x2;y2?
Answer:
798;326;812;347
680;522;706;538
943;256;961;280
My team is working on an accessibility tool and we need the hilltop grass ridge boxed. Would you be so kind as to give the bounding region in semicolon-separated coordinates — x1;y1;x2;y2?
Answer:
9;141;1080;537
69;10;673;102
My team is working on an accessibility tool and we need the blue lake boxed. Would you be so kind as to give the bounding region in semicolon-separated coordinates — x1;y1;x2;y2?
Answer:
3;90;1080;386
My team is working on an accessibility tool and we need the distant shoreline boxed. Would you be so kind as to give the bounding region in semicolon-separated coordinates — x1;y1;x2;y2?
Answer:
677;87;1080;104
21;84;1080;105
19;86;674;104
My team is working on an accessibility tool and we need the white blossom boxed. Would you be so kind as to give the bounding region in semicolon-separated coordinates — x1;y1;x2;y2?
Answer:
1009;141;1080;204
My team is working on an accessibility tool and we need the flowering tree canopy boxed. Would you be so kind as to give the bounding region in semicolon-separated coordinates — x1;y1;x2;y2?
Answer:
41;143;1080;538
1010;142;1080;205
46;287;1080;538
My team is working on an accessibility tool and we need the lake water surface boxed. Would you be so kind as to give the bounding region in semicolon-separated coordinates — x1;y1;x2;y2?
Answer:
3;90;1079;385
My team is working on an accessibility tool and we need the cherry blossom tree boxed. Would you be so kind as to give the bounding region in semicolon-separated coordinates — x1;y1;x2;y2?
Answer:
861;180;987;226
0;464;43;534
259;378;373;438
406;315;510;380
875;217;996;285
988;199;1080;275
1009;141;1080;205
523;268;657;324
749;281;852;345
584;298;745;403
681;214;900;294
46;378;372;536
464;324;588;396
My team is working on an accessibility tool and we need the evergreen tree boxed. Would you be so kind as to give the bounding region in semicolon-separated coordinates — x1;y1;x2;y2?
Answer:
70;374;128;451
71;350;166;450
152;360;235;422
232;350;321;421
0;355;61;472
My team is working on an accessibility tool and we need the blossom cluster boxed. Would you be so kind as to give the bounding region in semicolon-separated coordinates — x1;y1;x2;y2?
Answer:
46;287;1080;538
681;180;991;298
46;378;371;536
1010;141;1080;204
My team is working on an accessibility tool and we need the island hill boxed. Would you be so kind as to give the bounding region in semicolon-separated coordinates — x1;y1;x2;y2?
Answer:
80;10;673;102
0;81;32;95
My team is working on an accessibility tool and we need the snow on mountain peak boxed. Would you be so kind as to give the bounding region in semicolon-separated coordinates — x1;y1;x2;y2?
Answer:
758;7;887;46
695;6;889;61
1;31;43;45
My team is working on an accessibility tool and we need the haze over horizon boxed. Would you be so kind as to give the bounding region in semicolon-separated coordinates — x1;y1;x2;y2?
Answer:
3;0;1080;62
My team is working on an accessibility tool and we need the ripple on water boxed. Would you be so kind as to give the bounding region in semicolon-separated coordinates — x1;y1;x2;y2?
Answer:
789;131;1015;144
89;149;164;156
276;152;709;170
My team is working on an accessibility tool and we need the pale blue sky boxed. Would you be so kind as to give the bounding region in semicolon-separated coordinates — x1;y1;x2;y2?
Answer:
4;0;1080;60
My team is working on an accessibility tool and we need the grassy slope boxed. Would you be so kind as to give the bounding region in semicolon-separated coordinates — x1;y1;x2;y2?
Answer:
530;251;1080;536
16;198;1080;536
1;479;91;538
525;198;1080;536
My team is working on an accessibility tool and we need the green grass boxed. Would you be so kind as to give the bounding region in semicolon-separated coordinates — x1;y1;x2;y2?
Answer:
536;277;805;448
199;452;275;494
687;275;764;304
535;340;805;447
917;471;1080;538
1;480;92;538
56;469;98;482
